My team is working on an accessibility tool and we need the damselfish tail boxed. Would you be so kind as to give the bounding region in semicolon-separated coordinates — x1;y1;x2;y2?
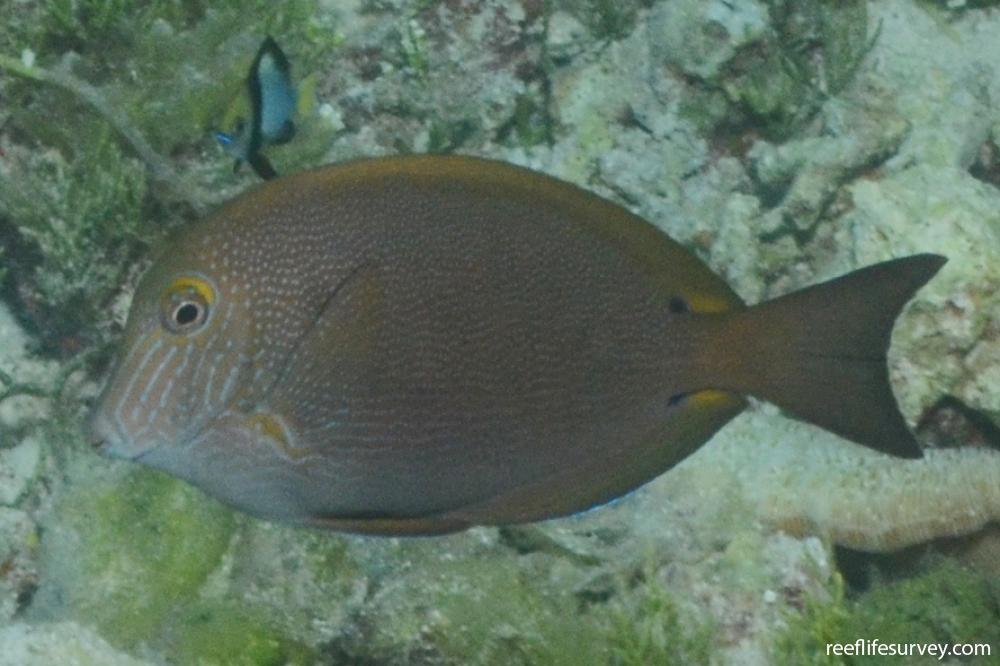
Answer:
702;254;946;458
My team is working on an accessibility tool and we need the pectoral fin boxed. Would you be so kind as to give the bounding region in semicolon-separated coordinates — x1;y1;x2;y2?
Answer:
263;264;384;437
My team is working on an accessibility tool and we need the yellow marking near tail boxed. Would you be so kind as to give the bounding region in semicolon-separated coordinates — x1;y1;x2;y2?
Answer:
689;389;732;407
687;294;733;314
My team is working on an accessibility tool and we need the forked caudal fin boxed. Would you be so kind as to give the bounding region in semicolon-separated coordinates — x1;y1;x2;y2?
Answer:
703;254;946;458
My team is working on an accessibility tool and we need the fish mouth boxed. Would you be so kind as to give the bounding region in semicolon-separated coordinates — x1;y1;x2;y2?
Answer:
85;408;164;462
85;408;116;455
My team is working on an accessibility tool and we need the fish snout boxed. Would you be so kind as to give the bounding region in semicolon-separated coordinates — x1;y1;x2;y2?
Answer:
86;408;117;456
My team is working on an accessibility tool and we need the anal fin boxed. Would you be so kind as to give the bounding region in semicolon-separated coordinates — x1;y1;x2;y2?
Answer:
304;512;469;536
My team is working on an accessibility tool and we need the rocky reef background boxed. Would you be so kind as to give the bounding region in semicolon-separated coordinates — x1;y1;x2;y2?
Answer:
2;0;1000;664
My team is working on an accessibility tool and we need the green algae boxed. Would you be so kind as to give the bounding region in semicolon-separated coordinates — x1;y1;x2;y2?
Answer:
497;93;552;149
848;560;1000;657
607;576;715;666
0;0;340;351
106;0;332;159
2;0;174;54
38;468;236;651
1;0;333;184
770;573;852;666
721;0;873;137
334;552;612;665
171;601;314;666
773;560;1000;664
0;127;149;353
217;523;364;653
298;532;361;594
663;0;874;141
322;539;716;666
399;14;431;84
428;116;478;153
31;462;326;665
583;0;640;42
424;560;603;665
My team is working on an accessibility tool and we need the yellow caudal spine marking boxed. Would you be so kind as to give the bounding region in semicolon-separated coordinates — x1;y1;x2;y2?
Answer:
687;293;733;314
689;389;732;407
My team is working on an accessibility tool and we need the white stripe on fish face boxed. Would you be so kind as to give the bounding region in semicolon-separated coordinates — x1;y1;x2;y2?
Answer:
100;289;255;457
182;299;235;418
114;336;164;445
137;345;177;409
133;341;194;444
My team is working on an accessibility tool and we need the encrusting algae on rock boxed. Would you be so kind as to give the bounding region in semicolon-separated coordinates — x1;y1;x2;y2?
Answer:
680;410;1000;554
786;446;1000;552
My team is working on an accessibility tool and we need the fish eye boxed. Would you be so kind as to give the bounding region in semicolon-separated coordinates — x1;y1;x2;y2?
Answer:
160;276;216;335
163;297;209;333
175;301;204;326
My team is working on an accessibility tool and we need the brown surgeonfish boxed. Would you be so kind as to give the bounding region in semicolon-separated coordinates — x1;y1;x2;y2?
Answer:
88;155;946;536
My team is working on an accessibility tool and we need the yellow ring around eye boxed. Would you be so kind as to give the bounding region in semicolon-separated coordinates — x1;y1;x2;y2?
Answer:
166;276;216;306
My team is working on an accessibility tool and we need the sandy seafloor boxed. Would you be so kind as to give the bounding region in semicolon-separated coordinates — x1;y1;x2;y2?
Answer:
2;0;1000;664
